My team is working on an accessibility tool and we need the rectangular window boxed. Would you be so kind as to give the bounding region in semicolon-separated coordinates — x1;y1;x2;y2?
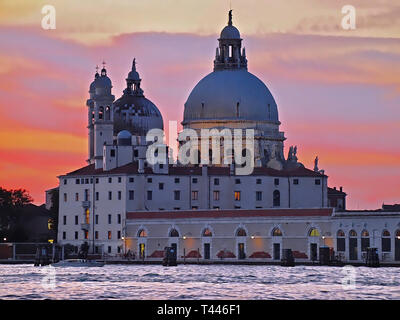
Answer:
117;231;121;239
85;178;89;184
361;238;370;252
75;216;78;225
63;193;67;202
108;231;112;240
214;178;219;185
95;192;99;201
108;191;112;200
118;214;121;224
147;178;152;183
174;207;180;210
274;178;279;185
75;231;78;240
95;215;99;225
256;191;262;201
63;216;67;225
108;214;112;224
108;246;111;254
84;189;89;201
75;193;79;201
147;190;152;200
64;179;67;185
315;179;321;185
234;191;241;201
108;177;112;183
95;178;99;184
235;179;241;184
110;149;115;157
129;190;134;200
129;177;134;183
62;232;66;240
174;190;180;200
118;177;122;183
382;238;391;252
192;191;198;200
76;179;80;184
134;150;138;157
118;191;122;200
95;231;98;240
213;191;220;201
337;238;345;252
81;178;84;184
175;178;180;184
256;179;262;184
84;231;88;239
90;178;93;184
192;178;198;184
159;183;164;190
293;179;299;185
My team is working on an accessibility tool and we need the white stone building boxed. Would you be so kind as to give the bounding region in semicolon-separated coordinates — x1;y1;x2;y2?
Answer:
56;11;399;264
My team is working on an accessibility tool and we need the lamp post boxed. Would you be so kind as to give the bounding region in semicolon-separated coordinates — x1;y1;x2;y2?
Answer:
322;236;326;247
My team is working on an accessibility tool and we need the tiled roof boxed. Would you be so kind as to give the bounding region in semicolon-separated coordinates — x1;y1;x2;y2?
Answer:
126;208;333;220
64;162;326;177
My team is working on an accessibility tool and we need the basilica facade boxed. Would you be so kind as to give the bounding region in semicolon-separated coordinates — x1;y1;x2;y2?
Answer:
56;12;400;265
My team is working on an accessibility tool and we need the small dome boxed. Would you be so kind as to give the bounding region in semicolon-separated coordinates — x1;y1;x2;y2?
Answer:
220;25;240;39
95;75;112;88
117;130;132;146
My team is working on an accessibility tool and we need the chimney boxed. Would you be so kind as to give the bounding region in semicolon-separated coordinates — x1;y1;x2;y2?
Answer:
340;186;343;192
138;158;144;174
334;187;336;190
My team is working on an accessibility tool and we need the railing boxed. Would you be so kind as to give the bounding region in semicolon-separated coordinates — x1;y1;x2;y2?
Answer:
81;223;90;231
81;201;90;208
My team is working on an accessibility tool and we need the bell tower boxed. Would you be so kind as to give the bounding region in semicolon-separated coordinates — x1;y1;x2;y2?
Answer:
87;63;115;168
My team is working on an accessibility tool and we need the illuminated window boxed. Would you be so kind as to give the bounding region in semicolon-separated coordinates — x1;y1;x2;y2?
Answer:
349;230;357;237
192;191;198;200
236;228;247;237
202;228;212;237
85;209;90;224
272;228;283;237
138;229;147;237
108;231;112;240
309;228;320;237
84;231;88;239
213;191;220;201
234;191;241;201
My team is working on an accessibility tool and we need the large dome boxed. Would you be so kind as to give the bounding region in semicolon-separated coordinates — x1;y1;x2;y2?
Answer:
183;69;279;123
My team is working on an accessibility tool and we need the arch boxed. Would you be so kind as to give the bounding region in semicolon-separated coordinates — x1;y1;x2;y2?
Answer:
308;228;320;237
361;229;369;237
105;106;111;121
169;228;180;237
235;228;247;237
382;230;391;237
349;230;357;237
137;228;148;237
337;229;345;237
99;106;104;120
272;227;283;237
202;228;213;237
273;190;280;207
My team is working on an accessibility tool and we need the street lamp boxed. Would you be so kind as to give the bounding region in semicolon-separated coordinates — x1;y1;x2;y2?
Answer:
3;238;6;242
322;236;326;246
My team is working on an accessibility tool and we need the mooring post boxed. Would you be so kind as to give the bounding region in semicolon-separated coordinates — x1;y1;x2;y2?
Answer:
183;248;186;264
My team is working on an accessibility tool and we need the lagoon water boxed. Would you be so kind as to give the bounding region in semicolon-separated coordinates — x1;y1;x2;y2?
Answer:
0;264;399;299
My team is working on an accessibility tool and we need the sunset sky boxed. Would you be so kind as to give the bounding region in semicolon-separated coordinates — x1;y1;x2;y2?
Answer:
0;0;399;209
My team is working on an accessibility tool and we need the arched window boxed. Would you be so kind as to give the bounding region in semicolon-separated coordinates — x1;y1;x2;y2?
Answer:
349;230;357;237
309;228;320;237
337;229;345;252
99;106;104;120
236;228;247;237
361;230;370;252
382;230;391;252
202;228;212;237
272;228;282;237
105;106;111;121
137;229;147;237
273;190;280;207
169;228;179;237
